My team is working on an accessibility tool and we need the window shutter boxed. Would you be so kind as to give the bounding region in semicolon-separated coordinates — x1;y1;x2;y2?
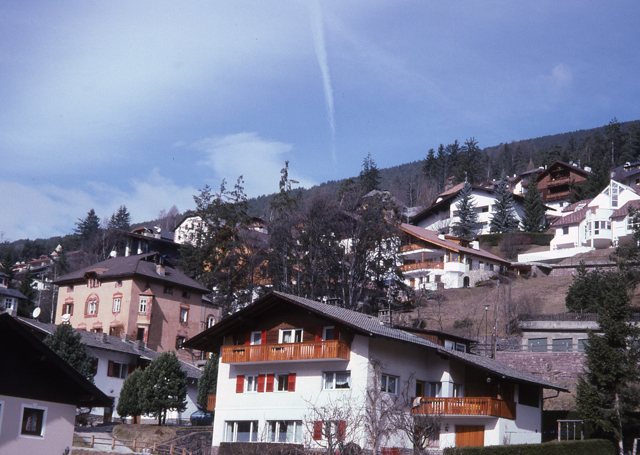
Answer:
266;374;275;392
337;421;346;440
315;327;322;342
236;375;245;393
128;364;135;374
288;373;296;392
257;374;266;393
107;360;114;377
245;332;251;345
261;331;267;345
313;421;323;440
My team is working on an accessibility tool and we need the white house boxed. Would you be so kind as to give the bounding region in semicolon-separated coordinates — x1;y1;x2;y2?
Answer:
16;318;202;424
411;184;526;235
0;313;110;455
185;292;565;451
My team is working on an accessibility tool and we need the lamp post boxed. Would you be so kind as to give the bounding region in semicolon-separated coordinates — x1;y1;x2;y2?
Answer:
484;304;490;357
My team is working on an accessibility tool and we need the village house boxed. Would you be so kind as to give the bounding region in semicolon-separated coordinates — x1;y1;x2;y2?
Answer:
410;183;526;235
398;224;510;291
0;272;26;315
53;252;220;364
185;292;566;451
16;317;202;424
0;313;110;454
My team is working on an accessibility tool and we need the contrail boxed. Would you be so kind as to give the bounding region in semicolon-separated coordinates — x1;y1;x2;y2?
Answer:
310;0;337;169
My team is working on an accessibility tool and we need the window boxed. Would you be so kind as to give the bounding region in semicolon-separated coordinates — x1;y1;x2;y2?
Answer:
323;326;335;341
109;326;122;337
182;290;190;299
578;339;588;353
139;297;148;313
107;361;130;379
528;338;547;352
268;420;303;443
62;302;73;316
207;315;216;329
136;328;145;341
276;373;292;392
434;275;441;283
429;382;442;398
67;285;74;292
250;331;263;345
415;380;426;397
115;280;122;288
163;286;173;294
92;328;103;333
453;383;463;398
88;278;100;288
562;226;569;235
552;338;573;352
313;421;346;441
455;343;467;353
245;375;259;392
225;421;258;442
280;328;303;343
176;336;186;349
381;374;398;394
180;308;189;323
85;295;99;315
324;371;351;390
21;406;45;437
112;298;121;313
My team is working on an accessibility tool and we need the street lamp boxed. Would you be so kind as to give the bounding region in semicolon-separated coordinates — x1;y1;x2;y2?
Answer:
484;305;490;356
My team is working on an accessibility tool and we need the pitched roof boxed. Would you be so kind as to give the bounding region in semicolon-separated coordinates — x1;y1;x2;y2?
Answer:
399;224;510;265
185;292;565;391
611;200;640;219
562;199;594;213
0;287;27;300
53;253;209;293
16;317;202;379
552;205;592;227
0;313;112;407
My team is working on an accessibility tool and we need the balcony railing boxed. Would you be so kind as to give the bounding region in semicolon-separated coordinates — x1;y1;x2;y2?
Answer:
399;262;444;273
546;191;570;201
221;340;350;363
547;177;571;187
412;397;516;420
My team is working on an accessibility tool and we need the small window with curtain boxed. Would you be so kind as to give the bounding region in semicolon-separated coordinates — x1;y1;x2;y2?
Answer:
324;371;351;390
20;406;45;437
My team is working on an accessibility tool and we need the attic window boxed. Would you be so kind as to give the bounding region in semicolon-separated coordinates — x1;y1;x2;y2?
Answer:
88;278;100;288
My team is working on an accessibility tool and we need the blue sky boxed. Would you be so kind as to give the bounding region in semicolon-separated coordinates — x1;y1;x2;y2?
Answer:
2;1;640;241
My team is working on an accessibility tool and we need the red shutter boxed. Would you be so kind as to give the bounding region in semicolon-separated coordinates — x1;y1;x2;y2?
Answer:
313;421;323;440
288;373;296;392
107;360;114;377
236;375;245;393
128;364;135;374
335;326;340;342
266;374;275;392
245;332;251;345
257;374;266;392
337;421;346;440
261;331;267;345
315;327;322;342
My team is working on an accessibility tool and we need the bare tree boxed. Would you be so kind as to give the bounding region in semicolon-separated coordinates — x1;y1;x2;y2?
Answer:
365;360;399;455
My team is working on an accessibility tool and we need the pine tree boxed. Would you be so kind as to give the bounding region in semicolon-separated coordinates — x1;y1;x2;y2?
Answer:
75;209;100;240
490;174;518;233
44;323;94;382
117;368;145;422
521;172;546;233
197;355;219;411
17;269;36;317
108;205;132;230
141;352;187;425
458;137;485;184
451;182;479;238
359;153;381;193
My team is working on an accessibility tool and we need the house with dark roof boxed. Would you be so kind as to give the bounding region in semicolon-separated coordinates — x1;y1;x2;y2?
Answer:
398;224;510;290
410;184;526;235
53;252;220;364
0;272;26;316
185;292;566;451
16;317;202;424
0;313;110;454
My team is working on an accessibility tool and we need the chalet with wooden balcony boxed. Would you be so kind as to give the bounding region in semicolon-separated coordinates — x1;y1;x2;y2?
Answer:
185;292;566;451
398;224;510;290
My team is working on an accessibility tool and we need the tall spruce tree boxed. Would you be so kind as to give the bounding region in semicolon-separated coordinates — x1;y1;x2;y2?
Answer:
75;209;101;242
197;355;219;411
359;153;381;193
44;324;95;382
521;172;546;233
141;352;187;425
490;174;518;233
451;182;478;238
108;205;132;230
117;368;145;423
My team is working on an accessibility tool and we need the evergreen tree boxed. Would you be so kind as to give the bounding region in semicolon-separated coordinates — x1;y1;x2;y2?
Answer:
565;262;602;313
458;137;485;184
141;352;187;425
75;209;100;240
1;247;15;280
490;174;518;233
359;153;381;193
44;323;95;382
17;269;36;317
422;148;437;181
108;205;132;230
521;172;546;233
576;270;640;453
197;355;219;411
451;182;479;238
117;368;145;423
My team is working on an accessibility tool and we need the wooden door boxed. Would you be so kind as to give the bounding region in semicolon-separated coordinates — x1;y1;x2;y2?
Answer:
455;425;484;447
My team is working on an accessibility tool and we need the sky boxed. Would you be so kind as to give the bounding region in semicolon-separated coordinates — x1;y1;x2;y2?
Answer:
2;1;640;241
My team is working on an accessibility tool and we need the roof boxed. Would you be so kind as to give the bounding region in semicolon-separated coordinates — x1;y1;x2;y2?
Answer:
398;223;511;265
537;161;590;179
562;198;594;213
0;313;111;407
0;287;27;300
185;292;565;391
551;205;592;227
611;200;640;219
16;317;202;380
53;253;209;294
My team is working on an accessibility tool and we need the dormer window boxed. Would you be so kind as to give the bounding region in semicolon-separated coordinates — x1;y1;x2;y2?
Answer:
88;278;100;288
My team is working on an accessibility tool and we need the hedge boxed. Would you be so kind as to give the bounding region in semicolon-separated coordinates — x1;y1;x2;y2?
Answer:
442;439;616;455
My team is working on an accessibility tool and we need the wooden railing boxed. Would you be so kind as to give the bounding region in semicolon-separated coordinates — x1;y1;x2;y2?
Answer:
221;340;350;363
412;397;516;420
207;394;216;411
399;261;444;272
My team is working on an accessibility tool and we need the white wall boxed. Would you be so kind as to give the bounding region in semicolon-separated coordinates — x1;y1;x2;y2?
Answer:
0;395;76;455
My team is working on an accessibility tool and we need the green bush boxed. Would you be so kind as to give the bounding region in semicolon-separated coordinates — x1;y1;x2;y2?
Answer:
442;439;615;455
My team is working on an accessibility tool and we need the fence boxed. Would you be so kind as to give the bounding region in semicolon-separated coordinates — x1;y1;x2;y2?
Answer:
73;434;197;455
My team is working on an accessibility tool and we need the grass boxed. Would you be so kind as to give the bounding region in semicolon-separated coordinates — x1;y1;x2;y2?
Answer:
112;424;182;444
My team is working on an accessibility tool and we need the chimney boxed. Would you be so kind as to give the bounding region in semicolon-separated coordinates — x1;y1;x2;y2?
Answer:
470;240;480;250
135;339;146;351
123;333;130;342
438;233;446;240
101;332;108;343
156;263;166;276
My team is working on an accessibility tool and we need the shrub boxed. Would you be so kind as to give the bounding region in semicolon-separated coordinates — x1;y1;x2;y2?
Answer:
442;439;615;455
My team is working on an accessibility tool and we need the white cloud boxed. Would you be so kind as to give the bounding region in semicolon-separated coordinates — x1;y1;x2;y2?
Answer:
192;132;316;197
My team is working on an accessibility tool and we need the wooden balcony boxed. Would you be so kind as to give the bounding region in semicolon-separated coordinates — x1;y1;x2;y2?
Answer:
207;394;216;411
412;397;516;420
221;340;350;364
399;261;444;273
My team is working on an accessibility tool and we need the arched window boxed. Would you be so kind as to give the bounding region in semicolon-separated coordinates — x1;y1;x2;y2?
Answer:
85;294;99;315
207;315;216;329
